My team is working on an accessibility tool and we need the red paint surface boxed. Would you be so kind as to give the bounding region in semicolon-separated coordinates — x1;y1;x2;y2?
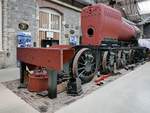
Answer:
17;46;75;71
27;73;48;92
81;4;136;45
95;73;112;83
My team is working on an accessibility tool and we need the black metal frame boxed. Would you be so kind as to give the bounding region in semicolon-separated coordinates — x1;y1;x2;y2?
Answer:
72;44;147;75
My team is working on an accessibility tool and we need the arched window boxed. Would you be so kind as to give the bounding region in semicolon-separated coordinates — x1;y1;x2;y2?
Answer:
39;8;61;46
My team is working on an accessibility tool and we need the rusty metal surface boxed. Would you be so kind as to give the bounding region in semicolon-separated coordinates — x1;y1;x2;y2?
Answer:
17;46;75;71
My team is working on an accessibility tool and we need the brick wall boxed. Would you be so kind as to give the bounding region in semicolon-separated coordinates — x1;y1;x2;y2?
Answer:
0;0;81;68
37;0;81;45
0;0;37;68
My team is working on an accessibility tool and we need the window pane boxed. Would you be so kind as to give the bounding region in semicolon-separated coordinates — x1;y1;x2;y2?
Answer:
53;32;60;40
39;31;46;46
39;11;49;29
51;14;60;30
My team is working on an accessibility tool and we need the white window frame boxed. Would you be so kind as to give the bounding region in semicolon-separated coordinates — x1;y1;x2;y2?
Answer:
39;8;62;44
0;1;2;50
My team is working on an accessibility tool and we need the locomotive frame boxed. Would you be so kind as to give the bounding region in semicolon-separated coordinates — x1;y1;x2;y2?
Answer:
71;40;147;83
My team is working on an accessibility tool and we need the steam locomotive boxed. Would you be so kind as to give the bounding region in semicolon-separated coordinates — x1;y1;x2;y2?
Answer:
17;3;149;98
71;3;147;83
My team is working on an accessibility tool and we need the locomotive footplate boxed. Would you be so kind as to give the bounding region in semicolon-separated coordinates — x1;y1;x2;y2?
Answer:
17;45;75;99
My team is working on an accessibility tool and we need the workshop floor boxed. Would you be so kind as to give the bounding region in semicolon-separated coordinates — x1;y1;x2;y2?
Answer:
0;67;20;82
0;62;147;113
56;62;150;113
1;67;131;113
0;67;39;113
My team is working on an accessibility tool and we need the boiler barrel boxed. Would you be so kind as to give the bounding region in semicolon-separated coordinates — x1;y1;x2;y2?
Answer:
81;4;137;45
118;21;136;41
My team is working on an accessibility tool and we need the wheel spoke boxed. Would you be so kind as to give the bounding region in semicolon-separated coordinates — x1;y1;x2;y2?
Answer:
78;67;85;71
78;62;85;65
80;56;85;62
91;63;95;66
78;70;86;77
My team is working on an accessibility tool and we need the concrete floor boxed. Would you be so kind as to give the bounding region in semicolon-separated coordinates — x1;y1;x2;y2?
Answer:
0;67;20;82
0;67;40;113
56;62;150;113
0;62;150;113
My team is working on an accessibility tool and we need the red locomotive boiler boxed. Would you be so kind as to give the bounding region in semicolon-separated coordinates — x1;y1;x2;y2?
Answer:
81;3;138;45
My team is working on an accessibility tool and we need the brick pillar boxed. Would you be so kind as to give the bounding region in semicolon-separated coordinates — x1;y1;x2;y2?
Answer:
0;0;2;50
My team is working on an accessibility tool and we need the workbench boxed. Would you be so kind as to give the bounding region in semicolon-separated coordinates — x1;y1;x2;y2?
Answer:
17;45;74;99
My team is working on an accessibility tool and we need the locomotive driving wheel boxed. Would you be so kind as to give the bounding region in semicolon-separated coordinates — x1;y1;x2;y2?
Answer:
128;49;135;64
117;50;127;68
102;51;115;74
121;50;127;67
117;50;122;69
72;48;96;83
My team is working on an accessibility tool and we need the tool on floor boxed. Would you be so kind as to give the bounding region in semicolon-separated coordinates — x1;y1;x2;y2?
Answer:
95;73;112;85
